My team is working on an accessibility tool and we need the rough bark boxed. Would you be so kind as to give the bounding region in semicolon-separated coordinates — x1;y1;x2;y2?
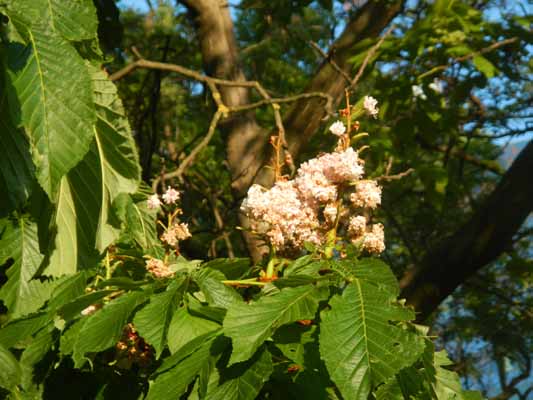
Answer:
400;140;533;322
180;0;267;196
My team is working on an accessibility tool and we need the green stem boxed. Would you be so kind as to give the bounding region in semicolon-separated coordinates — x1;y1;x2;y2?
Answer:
105;251;112;280
265;257;276;279
222;279;267;286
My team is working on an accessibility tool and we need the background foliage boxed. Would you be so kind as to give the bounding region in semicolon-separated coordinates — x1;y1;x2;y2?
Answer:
0;0;531;399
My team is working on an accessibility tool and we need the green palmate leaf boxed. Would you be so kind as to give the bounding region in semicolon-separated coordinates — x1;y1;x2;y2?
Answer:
0;64;34;213
57;289;115;321
204;346;273;400
329;258;399;296
374;377;404;400
201;258;251;280
72;290;148;366
422;340;470;400
319;281;425;400
0;313;49;348
0;218;56;318
46;0;98;41
167;306;221;354
44;66;140;276
146;338;214;400
133;278;187;358
0;343;21;390
224;284;329;365
46;272;88;311
19;326;55;389
113;193;159;250
273;324;316;366
194;268;242;308
5;16;96;198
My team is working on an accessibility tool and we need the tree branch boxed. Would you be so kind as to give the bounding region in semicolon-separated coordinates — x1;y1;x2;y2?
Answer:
400;140;533;321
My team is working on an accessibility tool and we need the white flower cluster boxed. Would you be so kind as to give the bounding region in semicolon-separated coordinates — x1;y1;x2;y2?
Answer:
241;142;385;254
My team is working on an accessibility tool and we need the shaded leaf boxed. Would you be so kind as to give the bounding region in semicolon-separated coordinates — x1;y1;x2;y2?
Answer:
224;284;328;365
0;218;54;318
167;306;221;354
0;343;21;390
72;290;148;366
133;277;187;358
205;346;273;400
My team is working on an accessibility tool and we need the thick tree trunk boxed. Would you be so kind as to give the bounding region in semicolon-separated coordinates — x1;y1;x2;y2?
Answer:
400;140;533;322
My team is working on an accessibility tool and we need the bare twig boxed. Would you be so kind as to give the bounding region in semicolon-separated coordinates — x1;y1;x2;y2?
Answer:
349;24;395;90
152;110;223;190
376;168;415;182
111;52;334;191
309;40;352;84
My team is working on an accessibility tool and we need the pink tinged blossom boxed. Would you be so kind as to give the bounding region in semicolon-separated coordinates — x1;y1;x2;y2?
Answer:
348;215;366;238
161;228;178;246
145;258;174;278
323;204;337;224
147;194;161;209
350;180;382;209
175;223;191;241
162;186;180;204
363;223;385;254
363;95;379;118
241;181;322;251
329;120;346;137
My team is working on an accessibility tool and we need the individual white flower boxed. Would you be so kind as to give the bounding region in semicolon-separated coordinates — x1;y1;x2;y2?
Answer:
428;78;444;94
412;84;427;100
162;186;180;204
147;194;161;209
329;121;346;137
363;95;379;118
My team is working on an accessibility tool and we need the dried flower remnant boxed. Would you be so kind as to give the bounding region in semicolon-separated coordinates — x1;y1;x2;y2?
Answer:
350;180;382;209
162;186;180;204
363;96;379;118
147;194;161;209
80;304;101;316
145;257;174;278
329;120;347;136
115;324;153;369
